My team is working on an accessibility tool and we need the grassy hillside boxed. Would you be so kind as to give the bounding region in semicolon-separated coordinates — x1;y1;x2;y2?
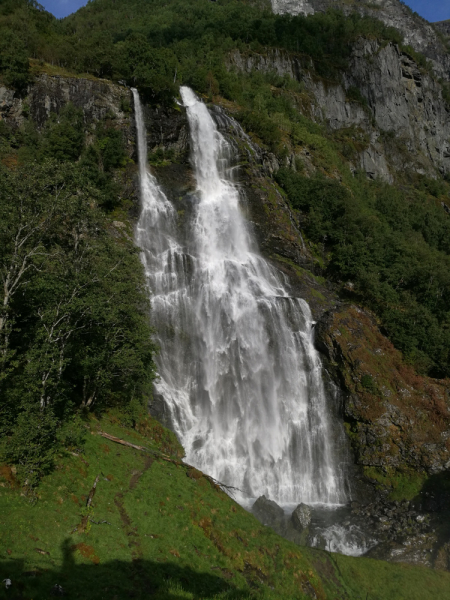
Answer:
1;413;450;600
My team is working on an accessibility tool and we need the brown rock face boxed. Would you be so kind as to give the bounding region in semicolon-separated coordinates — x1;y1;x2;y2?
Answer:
315;305;450;476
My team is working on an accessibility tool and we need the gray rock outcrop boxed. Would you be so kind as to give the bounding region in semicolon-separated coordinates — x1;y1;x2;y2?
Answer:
0;74;133;143
434;20;450;38
229;37;450;180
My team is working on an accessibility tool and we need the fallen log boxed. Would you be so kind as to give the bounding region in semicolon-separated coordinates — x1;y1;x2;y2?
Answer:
76;474;100;533
97;431;147;452
86;474;100;509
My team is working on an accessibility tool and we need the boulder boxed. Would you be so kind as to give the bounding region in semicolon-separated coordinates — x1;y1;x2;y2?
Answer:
291;503;312;531
252;495;285;527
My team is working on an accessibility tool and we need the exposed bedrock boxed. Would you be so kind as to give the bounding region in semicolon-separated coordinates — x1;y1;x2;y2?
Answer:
0;74;133;133
229;39;450;181
315;305;450;476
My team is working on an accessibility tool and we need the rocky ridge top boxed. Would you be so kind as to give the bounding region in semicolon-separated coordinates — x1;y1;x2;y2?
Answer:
270;0;450;81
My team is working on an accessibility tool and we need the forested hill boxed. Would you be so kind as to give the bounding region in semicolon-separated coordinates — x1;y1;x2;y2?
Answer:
270;0;450;82
0;0;417;96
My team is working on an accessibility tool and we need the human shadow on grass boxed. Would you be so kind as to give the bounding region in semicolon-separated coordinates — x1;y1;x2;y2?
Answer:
0;539;250;600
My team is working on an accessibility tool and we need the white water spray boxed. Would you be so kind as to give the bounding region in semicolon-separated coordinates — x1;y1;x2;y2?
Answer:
134;86;348;505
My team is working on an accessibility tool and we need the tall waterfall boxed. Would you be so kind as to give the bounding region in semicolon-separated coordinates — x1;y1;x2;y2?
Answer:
134;87;347;505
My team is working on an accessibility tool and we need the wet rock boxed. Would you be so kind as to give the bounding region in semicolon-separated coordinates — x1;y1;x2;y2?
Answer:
435;541;450;571
315;305;450;477
148;391;176;432
51;584;65;596
252;495;284;528
368;532;437;568
291;503;312;531
145;104;189;161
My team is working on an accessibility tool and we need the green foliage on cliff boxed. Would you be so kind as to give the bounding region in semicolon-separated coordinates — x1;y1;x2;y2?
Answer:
363;467;427;501
0;29;30;90
0;105;155;487
275;168;450;377
42;103;85;160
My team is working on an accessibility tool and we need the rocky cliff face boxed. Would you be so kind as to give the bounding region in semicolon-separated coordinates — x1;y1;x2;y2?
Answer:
271;0;450;81
0;73;138;213
312;304;450;568
435;20;450;38
315;305;450;476
0;73;133;147
229;38;450;180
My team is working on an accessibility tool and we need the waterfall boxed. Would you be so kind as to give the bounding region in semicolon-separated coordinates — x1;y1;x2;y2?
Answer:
133;87;348;506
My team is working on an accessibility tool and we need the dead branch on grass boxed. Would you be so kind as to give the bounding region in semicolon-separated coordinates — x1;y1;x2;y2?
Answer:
97;431;241;496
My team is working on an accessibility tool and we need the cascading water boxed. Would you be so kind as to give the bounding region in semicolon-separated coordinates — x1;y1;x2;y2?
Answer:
133;86;348;506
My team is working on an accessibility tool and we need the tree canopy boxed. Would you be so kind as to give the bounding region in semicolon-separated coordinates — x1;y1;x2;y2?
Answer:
0;102;156;487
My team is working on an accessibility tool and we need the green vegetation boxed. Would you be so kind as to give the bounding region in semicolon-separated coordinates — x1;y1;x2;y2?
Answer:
363;467;428;501
1;411;450;600
0;0;404;96
0;101;155;487
275;168;450;378
0;28;30;90
360;374;378;394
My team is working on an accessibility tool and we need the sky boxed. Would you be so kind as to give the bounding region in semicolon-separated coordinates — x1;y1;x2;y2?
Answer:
39;0;450;22
40;0;88;19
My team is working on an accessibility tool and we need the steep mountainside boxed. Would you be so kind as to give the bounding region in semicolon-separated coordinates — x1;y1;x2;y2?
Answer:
1;0;450;586
435;20;450;38
229;39;450;181
271;0;450;80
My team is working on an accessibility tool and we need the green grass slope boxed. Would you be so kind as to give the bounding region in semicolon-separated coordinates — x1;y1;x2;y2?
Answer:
1;413;450;600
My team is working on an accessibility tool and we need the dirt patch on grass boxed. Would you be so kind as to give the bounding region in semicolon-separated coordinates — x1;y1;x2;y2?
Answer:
114;493;132;529
71;543;100;565
113;456;154;559
114;493;142;559
312;555;344;593
129;456;153;490
0;464;17;488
